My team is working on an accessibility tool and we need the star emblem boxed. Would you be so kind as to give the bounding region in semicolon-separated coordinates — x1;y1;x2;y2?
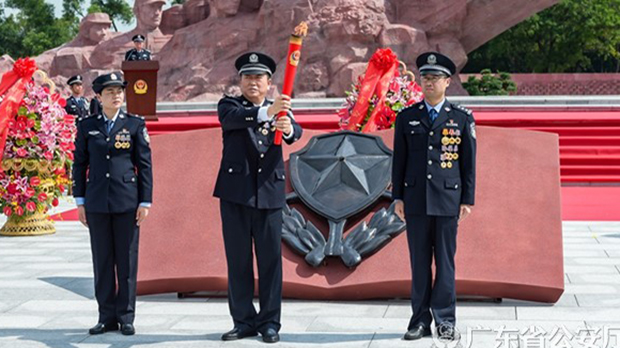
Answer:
290;132;392;221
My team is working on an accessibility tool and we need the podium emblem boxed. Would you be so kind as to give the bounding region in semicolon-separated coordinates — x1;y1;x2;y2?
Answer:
134;80;148;95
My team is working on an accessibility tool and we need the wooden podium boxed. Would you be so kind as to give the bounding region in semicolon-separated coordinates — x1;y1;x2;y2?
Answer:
122;60;159;120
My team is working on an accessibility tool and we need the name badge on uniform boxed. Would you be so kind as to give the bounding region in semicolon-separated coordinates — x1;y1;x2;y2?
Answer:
446;119;459;127
88;130;100;136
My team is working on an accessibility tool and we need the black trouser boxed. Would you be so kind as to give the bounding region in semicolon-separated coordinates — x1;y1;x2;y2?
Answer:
405;214;458;330
219;200;283;333
86;211;140;325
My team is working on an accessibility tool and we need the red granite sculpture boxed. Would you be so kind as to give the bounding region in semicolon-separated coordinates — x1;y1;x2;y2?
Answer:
5;0;558;100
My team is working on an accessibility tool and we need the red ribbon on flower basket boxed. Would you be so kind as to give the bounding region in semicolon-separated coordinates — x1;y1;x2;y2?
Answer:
0;58;38;162
346;48;399;132
274;22;308;146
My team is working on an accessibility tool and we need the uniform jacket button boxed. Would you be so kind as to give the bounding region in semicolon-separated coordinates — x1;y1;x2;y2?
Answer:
228;168;233;173
427;174;432;180
106;137;110;142
106;173;110;178
429;131;434;136
428;160;432;165
260;153;265;158
258;140;263;145
428;145;433;150
455;184;459;189
258;168;262;173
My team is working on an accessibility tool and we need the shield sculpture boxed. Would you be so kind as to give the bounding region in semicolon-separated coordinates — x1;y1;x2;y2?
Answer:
284;131;406;268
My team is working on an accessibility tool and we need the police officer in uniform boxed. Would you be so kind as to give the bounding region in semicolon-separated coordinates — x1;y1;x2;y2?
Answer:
213;52;302;344
124;34;152;61
65;75;89;118
90;96;102;116
392;52;476;341
73;72;153;336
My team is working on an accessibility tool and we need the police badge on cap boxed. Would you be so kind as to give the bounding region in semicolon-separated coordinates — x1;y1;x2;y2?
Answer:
92;72;128;94
67;75;83;86
416;52;457;77
235;52;277;77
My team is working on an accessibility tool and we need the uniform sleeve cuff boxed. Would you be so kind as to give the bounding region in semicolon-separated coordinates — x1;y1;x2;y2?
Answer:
257;106;271;123
139;202;152;208
283;127;294;139
75;197;85;206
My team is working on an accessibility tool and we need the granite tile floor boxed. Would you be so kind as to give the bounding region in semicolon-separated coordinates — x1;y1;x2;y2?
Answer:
1;208;619;347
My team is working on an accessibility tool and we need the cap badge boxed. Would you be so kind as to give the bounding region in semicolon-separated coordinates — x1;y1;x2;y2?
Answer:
428;54;437;65
249;54;259;63
110;73;117;80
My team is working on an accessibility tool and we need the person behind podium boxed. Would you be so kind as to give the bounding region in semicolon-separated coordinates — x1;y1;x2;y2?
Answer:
124;34;152;61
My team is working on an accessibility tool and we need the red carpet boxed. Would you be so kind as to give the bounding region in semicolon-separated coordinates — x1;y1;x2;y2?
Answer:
561;186;620;221
49;209;79;222
54;186;620;221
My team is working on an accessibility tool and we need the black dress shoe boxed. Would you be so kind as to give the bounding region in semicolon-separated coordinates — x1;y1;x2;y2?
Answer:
404;325;432;340
261;328;280;343
121;323;136;336
88;322;119;335
221;327;258;341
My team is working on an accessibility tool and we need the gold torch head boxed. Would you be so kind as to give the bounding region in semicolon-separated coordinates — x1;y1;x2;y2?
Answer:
293;22;308;38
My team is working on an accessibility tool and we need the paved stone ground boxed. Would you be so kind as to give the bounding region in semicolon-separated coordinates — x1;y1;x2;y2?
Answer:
1;205;619;347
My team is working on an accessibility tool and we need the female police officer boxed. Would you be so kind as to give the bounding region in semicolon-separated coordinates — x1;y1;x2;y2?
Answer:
72;72;153;336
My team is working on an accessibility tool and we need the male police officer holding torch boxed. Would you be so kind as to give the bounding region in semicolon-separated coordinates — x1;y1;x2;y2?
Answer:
392;52;476;341
213;52;302;344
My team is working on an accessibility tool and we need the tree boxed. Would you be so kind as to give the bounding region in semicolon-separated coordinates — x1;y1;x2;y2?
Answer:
62;0;87;35
464;0;620;73
0;0;76;58
87;0;133;32
462;70;518;96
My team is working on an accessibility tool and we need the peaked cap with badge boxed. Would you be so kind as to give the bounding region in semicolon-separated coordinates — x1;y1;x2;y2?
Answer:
416;52;457;77
92;72;128;94
235;52;277;77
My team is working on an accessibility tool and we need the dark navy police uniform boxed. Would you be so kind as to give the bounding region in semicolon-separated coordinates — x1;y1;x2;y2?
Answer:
392;52;476;333
72;72;153;330
65;75;89;118
213;52;302;338
124;34;152;61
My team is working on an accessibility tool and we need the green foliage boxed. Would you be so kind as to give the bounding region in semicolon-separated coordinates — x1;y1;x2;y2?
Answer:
0;0;133;58
0;0;77;57
87;0;133;32
465;0;620;73
462;69;518;96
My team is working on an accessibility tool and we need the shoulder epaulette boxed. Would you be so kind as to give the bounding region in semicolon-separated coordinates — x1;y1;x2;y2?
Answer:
452;103;473;116
399;101;425;113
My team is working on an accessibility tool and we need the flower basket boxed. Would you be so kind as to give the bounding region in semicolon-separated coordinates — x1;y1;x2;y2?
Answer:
338;48;424;132
0;210;55;236
0;63;76;236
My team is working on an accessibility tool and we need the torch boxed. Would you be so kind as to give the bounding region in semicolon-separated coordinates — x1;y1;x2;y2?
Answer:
274;22;308;146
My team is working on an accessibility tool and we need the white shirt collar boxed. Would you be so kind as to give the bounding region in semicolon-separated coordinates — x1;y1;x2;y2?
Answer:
424;99;446;114
253;98;266;107
103;109;121;123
